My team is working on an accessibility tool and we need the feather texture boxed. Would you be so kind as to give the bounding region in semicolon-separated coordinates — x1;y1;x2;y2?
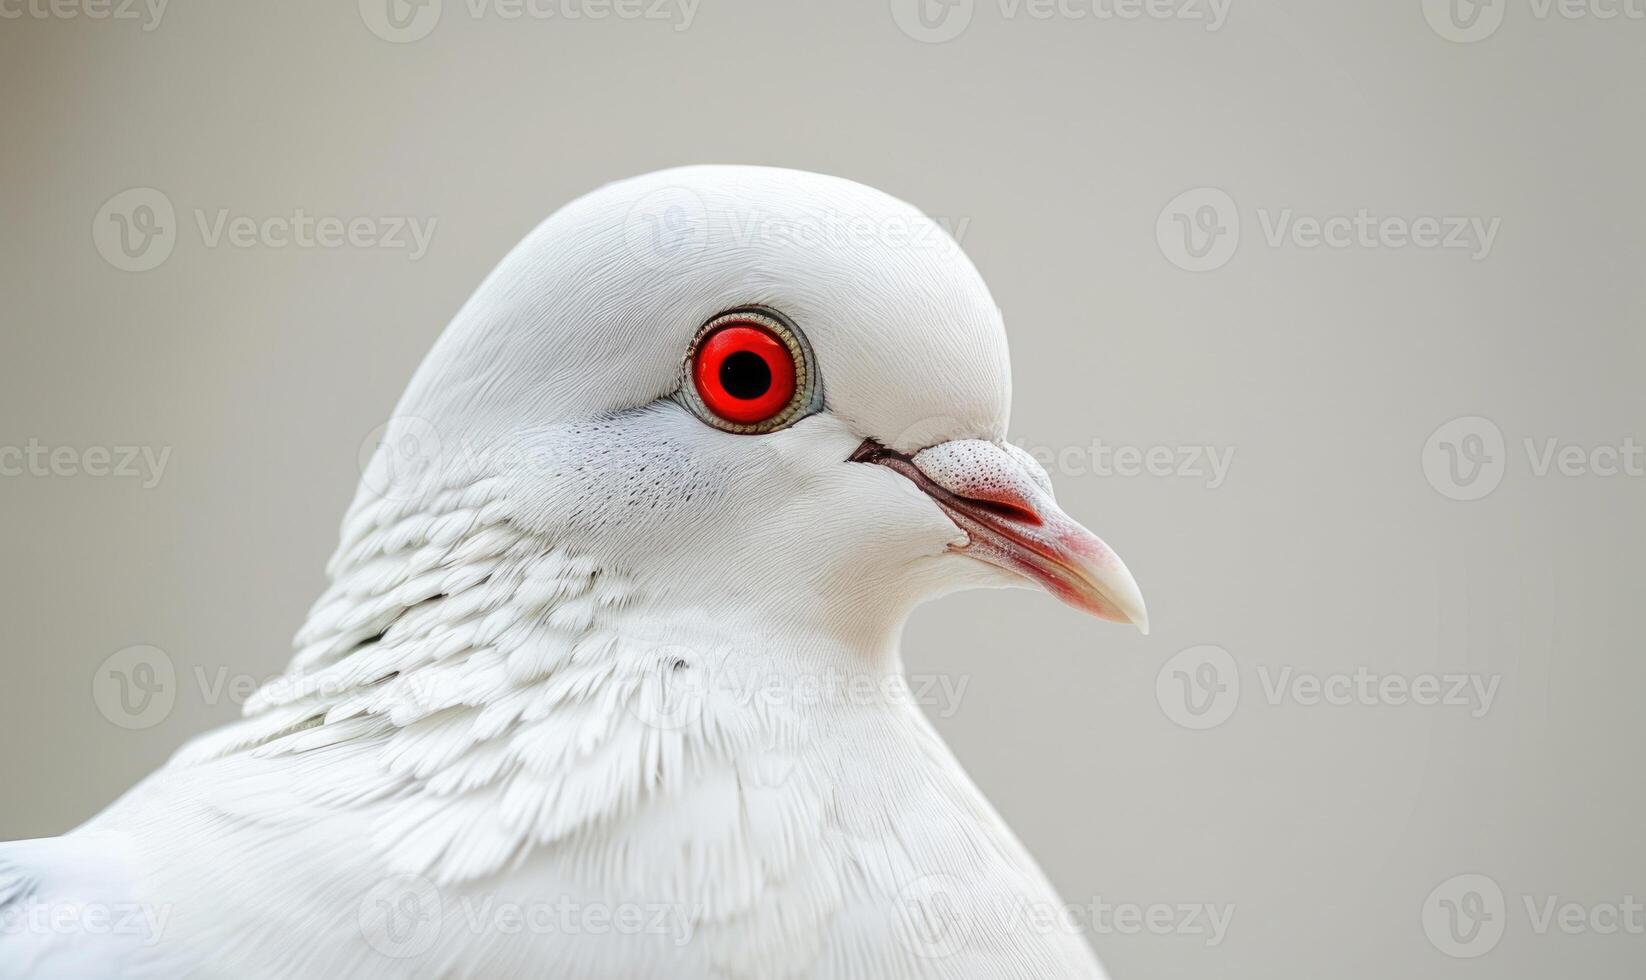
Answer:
4;166;1111;979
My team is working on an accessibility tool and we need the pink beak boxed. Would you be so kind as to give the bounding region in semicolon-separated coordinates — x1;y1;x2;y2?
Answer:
853;438;1149;633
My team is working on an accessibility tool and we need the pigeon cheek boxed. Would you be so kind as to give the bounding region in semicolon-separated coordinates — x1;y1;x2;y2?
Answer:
851;439;1149;633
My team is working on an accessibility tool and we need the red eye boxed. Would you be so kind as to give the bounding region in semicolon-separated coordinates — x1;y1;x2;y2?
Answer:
691;321;798;425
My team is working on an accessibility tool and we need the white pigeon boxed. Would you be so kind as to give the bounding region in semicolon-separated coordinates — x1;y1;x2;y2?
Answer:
1;166;1147;979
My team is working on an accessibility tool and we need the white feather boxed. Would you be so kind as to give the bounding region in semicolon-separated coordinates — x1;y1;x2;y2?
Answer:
4;166;1106;979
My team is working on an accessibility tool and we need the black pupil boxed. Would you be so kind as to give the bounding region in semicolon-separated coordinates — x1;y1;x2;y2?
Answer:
720;350;772;400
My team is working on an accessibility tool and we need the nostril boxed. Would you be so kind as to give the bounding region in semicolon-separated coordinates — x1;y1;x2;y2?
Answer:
957;494;1043;525
905;438;1051;525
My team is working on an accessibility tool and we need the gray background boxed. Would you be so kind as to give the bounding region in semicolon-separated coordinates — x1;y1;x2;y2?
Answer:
2;1;1642;977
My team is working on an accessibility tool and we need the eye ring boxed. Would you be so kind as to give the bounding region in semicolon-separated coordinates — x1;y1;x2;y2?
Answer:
678;307;823;434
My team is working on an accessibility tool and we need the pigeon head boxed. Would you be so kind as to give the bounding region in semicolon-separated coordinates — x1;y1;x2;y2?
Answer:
356;165;1146;660
67;167;1148;973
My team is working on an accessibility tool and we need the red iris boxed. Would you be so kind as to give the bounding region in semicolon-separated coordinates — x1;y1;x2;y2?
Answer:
691;322;797;425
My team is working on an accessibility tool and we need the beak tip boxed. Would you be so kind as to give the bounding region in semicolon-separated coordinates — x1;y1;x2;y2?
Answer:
1115;596;1149;635
1098;571;1148;636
